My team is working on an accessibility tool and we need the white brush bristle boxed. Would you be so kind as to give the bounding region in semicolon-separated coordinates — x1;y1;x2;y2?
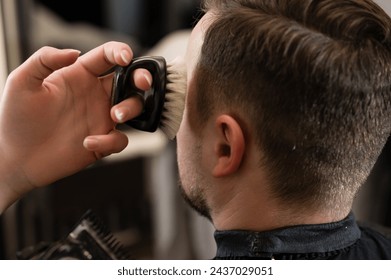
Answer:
160;61;187;139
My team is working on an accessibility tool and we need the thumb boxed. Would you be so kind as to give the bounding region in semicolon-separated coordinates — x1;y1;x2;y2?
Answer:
11;46;81;89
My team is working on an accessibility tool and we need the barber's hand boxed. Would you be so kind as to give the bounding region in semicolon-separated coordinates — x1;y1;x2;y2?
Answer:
0;41;151;211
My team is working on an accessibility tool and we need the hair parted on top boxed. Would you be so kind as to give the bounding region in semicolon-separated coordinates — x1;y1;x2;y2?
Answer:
195;0;391;215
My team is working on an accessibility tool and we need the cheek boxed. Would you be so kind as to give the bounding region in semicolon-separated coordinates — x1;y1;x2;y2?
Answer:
176;80;206;181
176;82;198;153
177;107;190;152
176;105;203;180
177;108;192;169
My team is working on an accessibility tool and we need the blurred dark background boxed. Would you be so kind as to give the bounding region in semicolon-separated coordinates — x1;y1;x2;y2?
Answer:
35;0;202;52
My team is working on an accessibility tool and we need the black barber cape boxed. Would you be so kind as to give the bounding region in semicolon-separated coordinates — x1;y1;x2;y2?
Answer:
214;213;391;259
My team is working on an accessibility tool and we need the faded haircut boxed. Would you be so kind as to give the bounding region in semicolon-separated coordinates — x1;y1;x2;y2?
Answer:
195;0;391;215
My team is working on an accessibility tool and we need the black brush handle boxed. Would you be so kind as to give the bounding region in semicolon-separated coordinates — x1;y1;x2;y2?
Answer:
111;56;167;132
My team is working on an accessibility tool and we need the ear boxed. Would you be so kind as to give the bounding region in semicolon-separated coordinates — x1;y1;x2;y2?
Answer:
212;114;245;178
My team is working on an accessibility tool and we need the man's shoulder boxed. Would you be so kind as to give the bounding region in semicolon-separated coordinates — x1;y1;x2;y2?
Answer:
351;222;391;259
358;221;391;239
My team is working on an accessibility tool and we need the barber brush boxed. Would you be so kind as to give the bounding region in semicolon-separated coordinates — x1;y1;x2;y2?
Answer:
111;56;186;140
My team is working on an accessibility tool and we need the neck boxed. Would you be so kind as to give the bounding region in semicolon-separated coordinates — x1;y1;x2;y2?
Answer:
210;180;349;232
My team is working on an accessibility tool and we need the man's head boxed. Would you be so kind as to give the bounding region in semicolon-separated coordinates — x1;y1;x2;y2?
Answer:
177;0;391;228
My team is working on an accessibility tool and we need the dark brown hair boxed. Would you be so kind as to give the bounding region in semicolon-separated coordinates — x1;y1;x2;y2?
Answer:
195;0;391;214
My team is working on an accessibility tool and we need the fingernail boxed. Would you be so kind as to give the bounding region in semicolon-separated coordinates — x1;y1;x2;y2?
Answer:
144;73;152;87
83;137;99;150
115;108;126;122
63;49;81;57
120;50;131;64
69;49;81;56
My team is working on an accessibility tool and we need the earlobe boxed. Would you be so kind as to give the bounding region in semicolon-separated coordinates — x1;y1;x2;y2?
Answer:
212;115;245;177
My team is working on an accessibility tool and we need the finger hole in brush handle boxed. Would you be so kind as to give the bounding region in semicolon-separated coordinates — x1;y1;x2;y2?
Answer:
111;56;167;132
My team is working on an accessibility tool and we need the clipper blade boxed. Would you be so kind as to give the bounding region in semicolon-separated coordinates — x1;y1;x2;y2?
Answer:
17;209;130;260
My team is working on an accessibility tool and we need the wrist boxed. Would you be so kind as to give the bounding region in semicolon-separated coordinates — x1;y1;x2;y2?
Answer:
0;181;22;214
0;148;33;214
0;173;21;215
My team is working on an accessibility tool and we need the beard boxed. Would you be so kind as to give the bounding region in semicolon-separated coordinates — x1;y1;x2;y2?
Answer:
178;178;212;221
177;141;212;221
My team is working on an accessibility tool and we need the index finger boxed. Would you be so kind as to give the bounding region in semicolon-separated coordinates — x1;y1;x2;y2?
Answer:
78;41;133;76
